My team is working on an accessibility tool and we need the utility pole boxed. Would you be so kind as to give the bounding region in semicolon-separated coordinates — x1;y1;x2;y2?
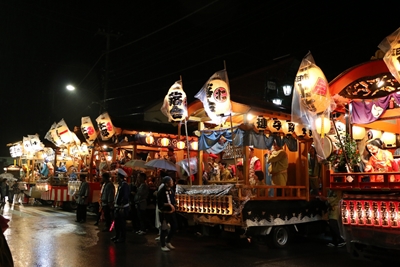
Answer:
97;23;120;111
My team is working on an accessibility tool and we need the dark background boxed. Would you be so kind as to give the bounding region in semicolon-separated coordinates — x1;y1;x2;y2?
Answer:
1;0;399;156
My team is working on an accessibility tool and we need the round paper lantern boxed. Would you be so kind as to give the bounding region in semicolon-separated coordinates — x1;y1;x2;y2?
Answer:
177;141;186;149
96;112;115;141
190;141;198;150
294;123;307;137
145;135;154;145
281;120;295;135
161;138;170;146
162;81;188;122
367;129;382;140
267;118;282;133
207;79;231;116
352;125;366;140
315;116;331;135
294;64;330;114
381;132;396;147
81;116;97;144
255;116;267;131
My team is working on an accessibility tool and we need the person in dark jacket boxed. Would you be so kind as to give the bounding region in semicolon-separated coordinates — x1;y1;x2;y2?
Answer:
157;176;177;252
75;174;89;223
134;173;149;235
111;172;130;243
100;173;115;232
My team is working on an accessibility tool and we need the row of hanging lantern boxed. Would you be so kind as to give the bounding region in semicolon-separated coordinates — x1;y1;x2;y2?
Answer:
144;134;198;150
255;116;311;137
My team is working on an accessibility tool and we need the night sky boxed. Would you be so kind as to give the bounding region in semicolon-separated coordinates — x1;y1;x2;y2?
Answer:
1;0;399;156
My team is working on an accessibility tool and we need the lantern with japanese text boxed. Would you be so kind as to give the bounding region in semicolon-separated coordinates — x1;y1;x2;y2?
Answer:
161;81;188;122
81;116;97;144
281;121;295;135
267;118;282;133
294;55;331;114
96;112;115;141
256;116;267;131
56;119;73;145
294;123;307;137
195;70;231;125
28;134;42;152
10;143;22;158
45;123;63;147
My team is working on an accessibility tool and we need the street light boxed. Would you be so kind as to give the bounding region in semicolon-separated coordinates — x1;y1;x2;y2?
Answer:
66;85;75;91
65;84;105;112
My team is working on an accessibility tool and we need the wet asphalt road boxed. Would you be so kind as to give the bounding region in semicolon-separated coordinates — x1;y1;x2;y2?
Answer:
2;202;385;267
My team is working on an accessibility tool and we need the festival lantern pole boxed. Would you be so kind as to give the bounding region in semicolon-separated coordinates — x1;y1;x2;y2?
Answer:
160;78;190;184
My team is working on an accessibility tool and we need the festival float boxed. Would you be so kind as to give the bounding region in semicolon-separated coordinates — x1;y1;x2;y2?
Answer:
328;27;400;262
164;67;332;248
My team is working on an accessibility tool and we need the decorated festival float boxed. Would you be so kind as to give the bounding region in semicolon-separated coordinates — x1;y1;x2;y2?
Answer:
161;65;334;248
327;28;400;262
6;108;199;210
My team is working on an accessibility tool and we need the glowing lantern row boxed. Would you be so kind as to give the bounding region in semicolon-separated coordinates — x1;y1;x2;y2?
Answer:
294;54;331;114
96;112;115;141
195;69;231;125
145;135;154;145
190;141;198;150
352;125;366;140
177;141;186;149
381;132;396;147
160;138;170;147
81;116;97;144
160;81;188;122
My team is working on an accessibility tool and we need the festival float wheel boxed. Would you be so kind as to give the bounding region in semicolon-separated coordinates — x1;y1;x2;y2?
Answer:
268;226;291;248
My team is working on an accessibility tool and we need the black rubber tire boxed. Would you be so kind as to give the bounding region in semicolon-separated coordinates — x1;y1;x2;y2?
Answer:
268;226;290;249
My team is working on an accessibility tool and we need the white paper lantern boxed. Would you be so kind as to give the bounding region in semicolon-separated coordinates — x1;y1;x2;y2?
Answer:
161;81;188;122
177;141;186;149
381;132;396;147
56;119;73;145
96;112;115;141
315;116;331;135
145;135;154;145
81;116;97;144
267;118;282;133
281;120;295;135
352;125;366;140
160;138;170;146
294;63;331;114
367;129;382;140
190;141;198;150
